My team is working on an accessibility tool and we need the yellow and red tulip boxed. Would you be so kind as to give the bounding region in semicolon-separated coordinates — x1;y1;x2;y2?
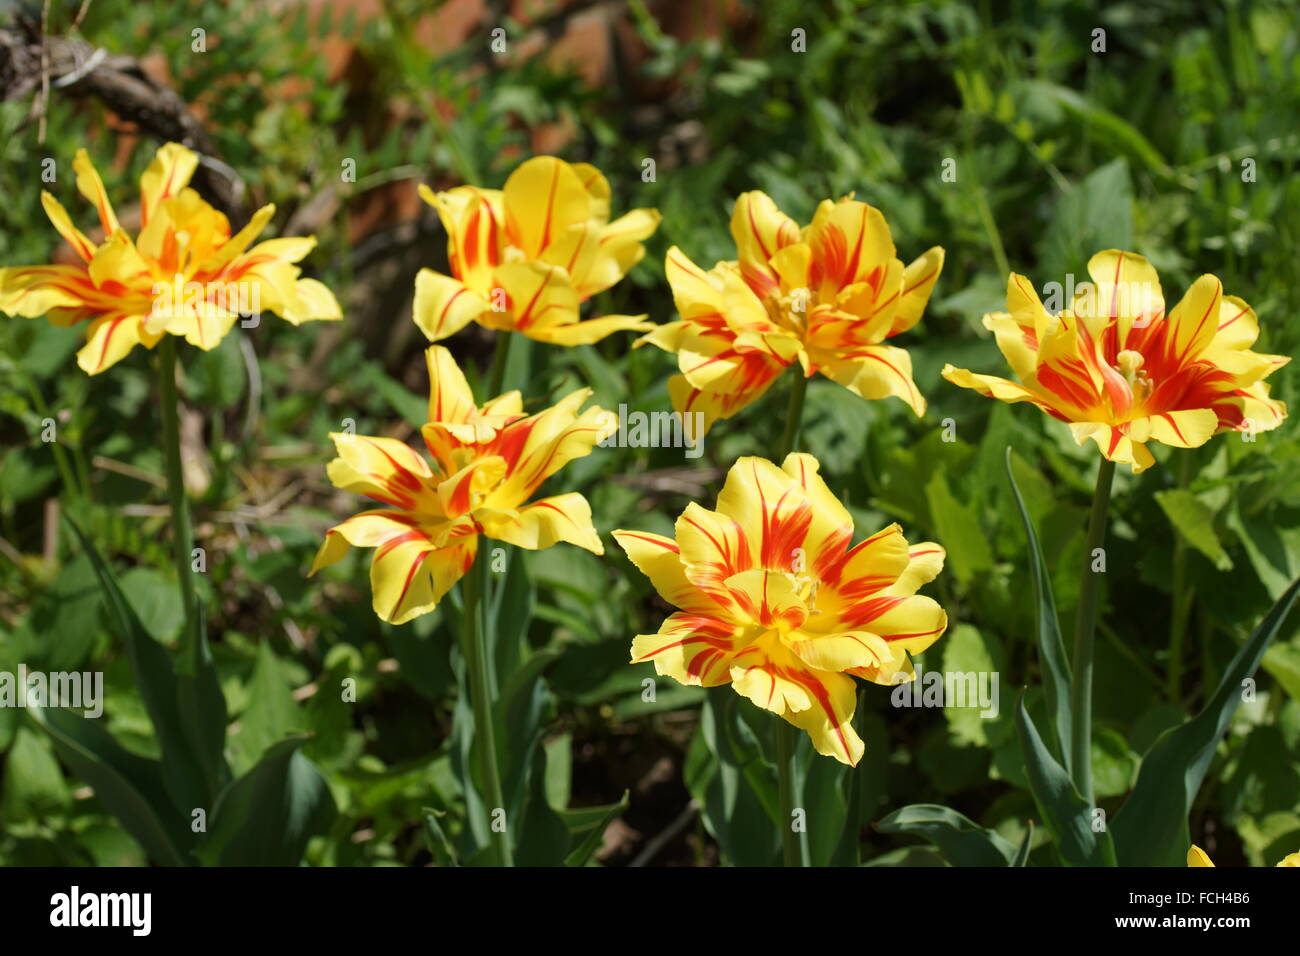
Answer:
1188;844;1300;867
614;453;948;765
413;156;660;346
942;250;1289;473
0;143;340;374
641;191;944;434
310;345;614;624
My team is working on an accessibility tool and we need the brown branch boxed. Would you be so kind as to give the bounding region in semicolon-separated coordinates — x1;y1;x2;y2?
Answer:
0;16;247;224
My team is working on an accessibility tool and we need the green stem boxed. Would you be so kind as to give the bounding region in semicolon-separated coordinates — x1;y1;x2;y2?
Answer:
157;337;198;659
461;548;511;866
21;375;83;509
487;331;513;398
775;721;802;867
777;370;809;459
775;366;811;866
1166;451;1194;704
1069;457;1116;802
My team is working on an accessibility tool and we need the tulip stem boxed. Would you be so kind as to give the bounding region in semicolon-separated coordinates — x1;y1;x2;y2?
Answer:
1166;451;1194;705
157;336;199;659
1069;456;1115;803
461;547;512;866
778;371;809;460
773;367;811;866
775;721;805;866
487;332;513;398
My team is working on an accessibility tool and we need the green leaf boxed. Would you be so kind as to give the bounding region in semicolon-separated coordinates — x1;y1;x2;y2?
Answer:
1110;574;1300;866
875;803;1019;867
1006;448;1072;764
1156;489;1232;570
1012;822;1034;866
564;791;629;867
228;641;302;775
1038;159;1133;281
203;735;336;866
422;808;460;866
925;471;994;584
1;727;70;822
1015;696;1115;866
64;518;221;812
29;707;190;865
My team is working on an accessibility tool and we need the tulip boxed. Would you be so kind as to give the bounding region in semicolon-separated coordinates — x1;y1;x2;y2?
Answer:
615;453;948;767
412;156;660;347
642;191;944;434
0;142;340;375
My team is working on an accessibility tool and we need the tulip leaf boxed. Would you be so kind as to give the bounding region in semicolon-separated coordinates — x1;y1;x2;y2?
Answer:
203;735;336;866
875;803;1019;867
422;807;460;867
1110;573;1300;866
1013;822;1034;866
1155;488;1232;570
1015;695;1115;866
1005;448;1072;765
562;791;629;867
63;517;225;812
29;706;191;866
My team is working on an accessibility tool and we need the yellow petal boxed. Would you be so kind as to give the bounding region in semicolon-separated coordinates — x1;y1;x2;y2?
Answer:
0;265;97;317
73;149;120;235
40;192;96;263
413;268;490;342
729;633;864;765
140;142;200;228
1166;273;1223;366
729;191;799;296
820;344;926;416
577;207;661;299
492;260;579;334
370;528;477;625
325;433;435;510
1187;845;1215;867
76;313;155;374
613;529;711;612
888;246;944;336
526;313;652;346
1084;249;1163;346
502;156;592;259
630;611;745;687
478;492;603;553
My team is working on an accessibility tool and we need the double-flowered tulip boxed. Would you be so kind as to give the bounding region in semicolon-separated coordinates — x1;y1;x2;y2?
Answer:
413;156;660;345
943;250;1288;473
614;453;948;765
641;191;944;434
311;346;614;624
0;142;340;373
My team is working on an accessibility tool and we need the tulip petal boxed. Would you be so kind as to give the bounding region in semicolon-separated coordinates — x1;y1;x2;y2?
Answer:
821;344;926;416
631;611;745;687
140;142;200;227
76;312;156;374
40;192;96;263
503;156;592;259
325;433;435;510
413;268;490;342
73;149;120;235
479;492;603;553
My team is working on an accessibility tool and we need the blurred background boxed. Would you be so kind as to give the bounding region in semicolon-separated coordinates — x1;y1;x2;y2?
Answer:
2;0;1299;865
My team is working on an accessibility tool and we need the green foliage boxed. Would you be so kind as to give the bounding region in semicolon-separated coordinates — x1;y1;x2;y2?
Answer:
3;0;1299;867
